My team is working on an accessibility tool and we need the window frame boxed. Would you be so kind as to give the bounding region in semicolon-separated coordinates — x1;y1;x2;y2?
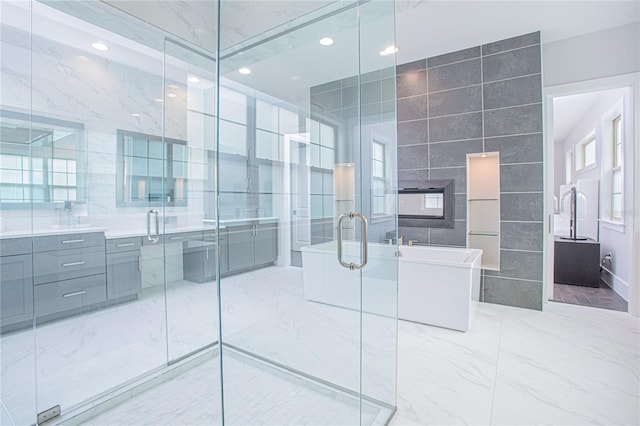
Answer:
116;129;188;208
610;114;623;222
371;139;387;216
576;133;596;171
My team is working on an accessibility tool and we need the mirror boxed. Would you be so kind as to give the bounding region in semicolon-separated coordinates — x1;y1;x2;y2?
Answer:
399;191;444;218
0;113;83;206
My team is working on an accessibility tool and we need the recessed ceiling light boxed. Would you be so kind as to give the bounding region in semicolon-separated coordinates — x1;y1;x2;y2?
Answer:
91;42;109;51
319;37;334;46
238;67;252;75
379;45;398;56
154;98;163;103
131;113;140;117
167;93;177;98
481;154;487;158
188;76;200;83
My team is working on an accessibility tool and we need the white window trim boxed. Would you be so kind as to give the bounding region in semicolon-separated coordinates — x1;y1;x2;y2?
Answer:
599;218;625;233
600;101;625;224
574;130;596;172
610;114;623;222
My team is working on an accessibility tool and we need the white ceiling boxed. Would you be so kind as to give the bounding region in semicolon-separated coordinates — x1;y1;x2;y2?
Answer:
394;1;640;65
4;1;640;106
553;88;627;144
553;92;606;144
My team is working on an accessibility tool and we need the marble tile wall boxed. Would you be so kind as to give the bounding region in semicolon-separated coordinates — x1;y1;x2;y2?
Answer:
396;32;544;310
0;12;215;236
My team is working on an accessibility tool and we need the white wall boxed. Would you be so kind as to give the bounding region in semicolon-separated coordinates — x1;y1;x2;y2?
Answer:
0;3;215;236
543;22;640;87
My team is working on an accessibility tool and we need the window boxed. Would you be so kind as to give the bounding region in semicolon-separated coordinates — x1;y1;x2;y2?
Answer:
611;115;623;221
372;140;386;215
577;135;596;170
117;130;187;207
308;118;336;219
0;112;83;206
424;193;444;216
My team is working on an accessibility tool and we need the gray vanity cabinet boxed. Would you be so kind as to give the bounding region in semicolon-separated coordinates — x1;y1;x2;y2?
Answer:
183;240;216;283
33;232;107;321
227;225;254;272
254;223;277;266
203;229;228;276
225;222;277;275
1;240;34;330
106;237;142;300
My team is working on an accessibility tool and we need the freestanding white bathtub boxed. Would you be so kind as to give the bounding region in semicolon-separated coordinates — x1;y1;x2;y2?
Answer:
397;245;482;331
301;241;482;331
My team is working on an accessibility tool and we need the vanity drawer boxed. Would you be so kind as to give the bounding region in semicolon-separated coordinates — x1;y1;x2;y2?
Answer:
34;232;105;253
165;231;203;243
106;237;142;254
1;237;32;256
34;274;107;318
33;246;106;285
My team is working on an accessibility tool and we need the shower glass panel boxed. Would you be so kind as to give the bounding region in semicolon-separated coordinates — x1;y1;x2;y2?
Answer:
163;39;219;363
1;3;36;425
1;0;396;424
218;1;398;424
28;1;171;416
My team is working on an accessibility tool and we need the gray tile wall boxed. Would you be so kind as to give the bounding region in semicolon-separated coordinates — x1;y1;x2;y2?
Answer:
397;32;543;310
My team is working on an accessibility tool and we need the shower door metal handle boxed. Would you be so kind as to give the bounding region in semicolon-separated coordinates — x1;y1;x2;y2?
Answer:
147;209;160;243
337;211;369;271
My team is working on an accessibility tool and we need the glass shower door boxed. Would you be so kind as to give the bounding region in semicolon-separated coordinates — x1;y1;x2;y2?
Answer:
162;39;220;363
217;1;398;424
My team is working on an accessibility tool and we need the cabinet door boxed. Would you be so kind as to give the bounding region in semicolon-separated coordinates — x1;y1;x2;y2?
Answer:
227;225;254;272
219;229;229;275
1;254;34;328
106;251;142;299
254;223;277;266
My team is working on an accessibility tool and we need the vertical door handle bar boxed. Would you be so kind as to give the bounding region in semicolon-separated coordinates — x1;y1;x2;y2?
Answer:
337;213;351;269
352;212;368;270
336;212;369;270
147;209;160;243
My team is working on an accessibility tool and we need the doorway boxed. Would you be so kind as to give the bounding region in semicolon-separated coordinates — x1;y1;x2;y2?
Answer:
544;75;639;314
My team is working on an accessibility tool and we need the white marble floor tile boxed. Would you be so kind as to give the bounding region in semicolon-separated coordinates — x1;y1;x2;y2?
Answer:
3;265;639;426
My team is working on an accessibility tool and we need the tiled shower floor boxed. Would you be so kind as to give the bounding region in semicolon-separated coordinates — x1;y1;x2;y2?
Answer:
77;348;387;426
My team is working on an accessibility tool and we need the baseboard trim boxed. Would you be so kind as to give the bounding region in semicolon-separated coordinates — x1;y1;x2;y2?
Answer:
601;266;630;301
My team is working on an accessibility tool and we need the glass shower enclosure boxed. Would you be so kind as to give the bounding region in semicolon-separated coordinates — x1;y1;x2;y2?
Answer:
0;1;398;424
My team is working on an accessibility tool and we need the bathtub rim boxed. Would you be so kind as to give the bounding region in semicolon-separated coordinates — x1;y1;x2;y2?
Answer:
301;241;482;270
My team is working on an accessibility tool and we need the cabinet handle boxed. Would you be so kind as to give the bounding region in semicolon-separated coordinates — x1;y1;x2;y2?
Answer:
169;236;184;241
62;261;85;267
205;247;209;260
138;255;142;272
62;239;84;244
116;243;135;247
63;290;86;298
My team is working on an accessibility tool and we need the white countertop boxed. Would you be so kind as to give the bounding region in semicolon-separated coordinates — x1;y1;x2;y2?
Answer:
0;218;279;240
204;217;279;226
0;226;107;239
